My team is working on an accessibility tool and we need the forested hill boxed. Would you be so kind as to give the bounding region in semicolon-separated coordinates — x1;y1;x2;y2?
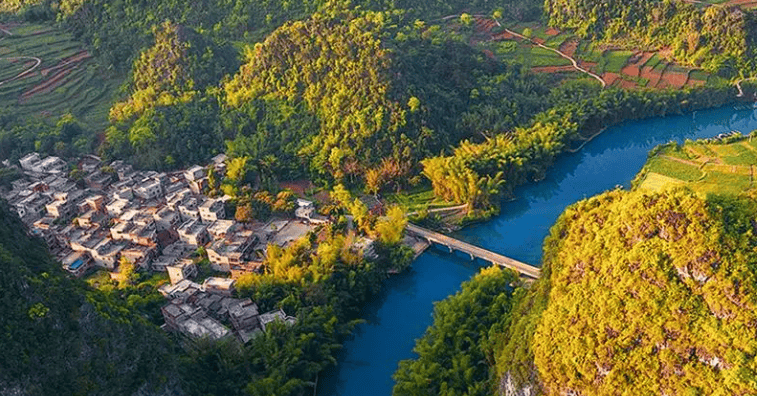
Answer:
494;188;757;394
0;203;180;395
545;0;757;75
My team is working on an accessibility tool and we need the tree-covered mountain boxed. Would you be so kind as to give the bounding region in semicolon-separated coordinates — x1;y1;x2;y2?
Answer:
0;202;180;395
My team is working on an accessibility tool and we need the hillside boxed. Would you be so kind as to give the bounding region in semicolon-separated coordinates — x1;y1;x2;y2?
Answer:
544;0;757;75
527;188;757;394
0;202;179;395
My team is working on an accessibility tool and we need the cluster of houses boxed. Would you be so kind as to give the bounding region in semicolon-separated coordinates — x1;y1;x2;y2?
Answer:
0;152;328;341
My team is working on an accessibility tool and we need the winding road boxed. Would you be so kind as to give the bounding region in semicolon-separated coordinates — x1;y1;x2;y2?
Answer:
488;17;606;88
0;26;42;87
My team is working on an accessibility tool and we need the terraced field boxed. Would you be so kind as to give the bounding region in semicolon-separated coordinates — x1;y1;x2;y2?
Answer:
467;17;720;90
637;135;757;196
0;23;119;130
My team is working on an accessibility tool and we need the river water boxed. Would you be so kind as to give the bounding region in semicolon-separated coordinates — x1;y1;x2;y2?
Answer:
318;104;757;396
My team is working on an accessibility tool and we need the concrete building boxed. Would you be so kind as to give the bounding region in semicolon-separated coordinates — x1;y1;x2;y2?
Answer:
153;207;182;232
62;251;94;277
199;199;225;223
184;165;205;182
167;259;198;285
177;220;210;246
178;197;201;222
202;277;236;296
206;230;257;272
207;220;236;239
134;178;163;200
161;301;230;341
121;244;158;270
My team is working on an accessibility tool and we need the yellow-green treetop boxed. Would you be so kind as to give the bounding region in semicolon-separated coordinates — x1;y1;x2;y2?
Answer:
533;188;757;395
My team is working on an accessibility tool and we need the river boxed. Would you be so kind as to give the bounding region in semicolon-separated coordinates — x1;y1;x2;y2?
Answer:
318;104;757;396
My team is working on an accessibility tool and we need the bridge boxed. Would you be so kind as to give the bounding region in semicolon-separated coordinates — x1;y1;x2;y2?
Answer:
406;223;541;279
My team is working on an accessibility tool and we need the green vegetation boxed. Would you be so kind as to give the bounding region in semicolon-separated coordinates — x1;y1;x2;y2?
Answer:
544;0;757;75
421;84;735;217
636;134;757;196
393;266;518;396
0;24;118;161
529;188;757;394
0;202;178;394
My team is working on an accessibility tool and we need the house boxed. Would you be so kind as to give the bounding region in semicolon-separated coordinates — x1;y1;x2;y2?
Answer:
178;197;201;222
228;299;262;343
106;199;130;217
258;309;296;331
199;199;225;223
15;193;52;223
85;195;106;212
61;251;94;277
294;199;328;224
207;219;237;239
202;277;236;296
184;165;205;182
121;243;158;270
18;152;41;171
91;238;126;270
161;300;230;341
19;153;66;174
159;278;201;299
46;199;73;219
153;207;182;232
167;259;198;285
177;220;210;246
206;230;257;272
85;171;113;190
134;178;163;200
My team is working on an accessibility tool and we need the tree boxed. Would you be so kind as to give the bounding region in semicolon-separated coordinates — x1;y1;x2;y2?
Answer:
374;205;406;245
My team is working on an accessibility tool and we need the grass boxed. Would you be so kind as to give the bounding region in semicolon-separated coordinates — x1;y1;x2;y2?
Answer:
603;50;633;73
0;23;121;131
638;138;757;196
387;188;456;212
646;157;704;181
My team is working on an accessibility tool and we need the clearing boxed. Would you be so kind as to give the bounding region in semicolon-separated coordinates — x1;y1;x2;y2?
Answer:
0;23;121;130
636;133;757;195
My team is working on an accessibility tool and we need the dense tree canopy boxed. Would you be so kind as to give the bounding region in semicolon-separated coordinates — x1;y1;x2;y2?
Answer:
0;202;178;395
393;266;518;396
532;188;757;394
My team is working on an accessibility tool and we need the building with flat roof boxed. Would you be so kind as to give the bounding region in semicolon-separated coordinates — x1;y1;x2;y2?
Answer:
207;230;257;272
62;251;93;277
199;199;225;223
167;259;198;285
202;277;236;296
177;220;210;246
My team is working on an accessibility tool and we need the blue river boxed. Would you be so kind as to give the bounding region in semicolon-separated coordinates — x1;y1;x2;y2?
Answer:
318;103;757;396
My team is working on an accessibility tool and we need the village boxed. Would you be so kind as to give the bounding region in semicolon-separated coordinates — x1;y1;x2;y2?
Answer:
0;152;339;343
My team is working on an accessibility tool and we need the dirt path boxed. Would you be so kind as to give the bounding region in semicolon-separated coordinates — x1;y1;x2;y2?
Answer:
493;20;606;87
0;56;42;86
736;77;757;97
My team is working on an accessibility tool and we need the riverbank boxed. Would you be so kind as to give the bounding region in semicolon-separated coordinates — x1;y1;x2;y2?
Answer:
320;102;757;396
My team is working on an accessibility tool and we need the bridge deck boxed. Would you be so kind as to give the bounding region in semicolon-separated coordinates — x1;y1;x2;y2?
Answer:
406;223;541;279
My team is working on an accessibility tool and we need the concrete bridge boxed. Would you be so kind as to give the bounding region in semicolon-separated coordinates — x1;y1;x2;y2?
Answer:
406;223;541;279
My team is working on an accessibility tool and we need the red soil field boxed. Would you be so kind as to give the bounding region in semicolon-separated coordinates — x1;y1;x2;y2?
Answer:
531;65;576;73
558;39;578;58
620;52;654;78
545;27;559;36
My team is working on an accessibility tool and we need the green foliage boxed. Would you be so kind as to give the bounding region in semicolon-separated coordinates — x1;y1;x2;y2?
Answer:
393;266;519;396
422;84;736;214
544;0;757;76
529;188;757;394
0;202;177;394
